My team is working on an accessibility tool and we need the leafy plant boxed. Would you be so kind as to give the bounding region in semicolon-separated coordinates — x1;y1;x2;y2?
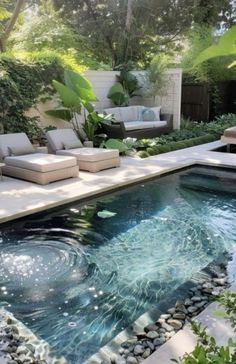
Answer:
107;70;139;106
172;321;236;363
83;112;114;142
101;138;129;154
194;26;236;68
173;290;236;364
0;55;64;141
142;54;170;101
46;69;100;140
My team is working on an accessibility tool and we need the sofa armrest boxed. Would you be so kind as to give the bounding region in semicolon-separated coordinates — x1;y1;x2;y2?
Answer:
160;113;173;129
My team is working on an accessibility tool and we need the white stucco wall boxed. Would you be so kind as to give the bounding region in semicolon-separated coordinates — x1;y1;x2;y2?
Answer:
85;69;182;129
26;68;182;130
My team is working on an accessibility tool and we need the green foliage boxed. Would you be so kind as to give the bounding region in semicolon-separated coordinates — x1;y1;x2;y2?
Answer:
107;83;129;106
181;26;236;83
107;70;139;106
101;138;129;154
216;291;236;330
9;50;87;74
47;69;103;141
135;113;236;158
194;26;236;69
173;321;236;363
52;0;234;68
136;150;150;158
0;55;64;141
143;54;170;99
9;11;78;53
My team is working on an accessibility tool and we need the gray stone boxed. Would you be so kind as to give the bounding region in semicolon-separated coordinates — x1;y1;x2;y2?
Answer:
133;345;145;356
191;296;202;302
160;314;171;320
142;348;151;359
126;357;138;364
128;345;134;353
115;359;126;364
195;301;206;308
184;298;192;306
161;322;173;332
153;337;166;346
167;308;175;315
188;306;198;313
212;278;227;286
173;313;186;320
146;341;154;351
176;304;188;314
146;331;158;339
144;324;158;333
167;319;183;330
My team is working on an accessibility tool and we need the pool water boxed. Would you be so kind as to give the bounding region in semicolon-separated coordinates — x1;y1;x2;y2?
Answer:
0;166;236;363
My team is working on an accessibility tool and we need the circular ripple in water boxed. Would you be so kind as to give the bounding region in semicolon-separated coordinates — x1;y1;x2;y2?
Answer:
0;238;88;291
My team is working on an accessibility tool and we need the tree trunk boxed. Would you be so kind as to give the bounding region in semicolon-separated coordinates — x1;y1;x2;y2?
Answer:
122;0;133;65
0;0;26;53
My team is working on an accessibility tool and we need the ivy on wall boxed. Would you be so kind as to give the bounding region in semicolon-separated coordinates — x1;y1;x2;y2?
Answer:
0;56;65;141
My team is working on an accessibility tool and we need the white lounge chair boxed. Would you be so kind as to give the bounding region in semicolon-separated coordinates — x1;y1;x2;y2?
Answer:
46;129;120;173
0;133;78;184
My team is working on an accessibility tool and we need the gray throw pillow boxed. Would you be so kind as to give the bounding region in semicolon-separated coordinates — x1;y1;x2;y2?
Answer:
8;145;35;156
142;108;156;121
63;140;83;150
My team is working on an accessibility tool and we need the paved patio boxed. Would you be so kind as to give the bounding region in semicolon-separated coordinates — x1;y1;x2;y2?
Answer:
1;140;236;223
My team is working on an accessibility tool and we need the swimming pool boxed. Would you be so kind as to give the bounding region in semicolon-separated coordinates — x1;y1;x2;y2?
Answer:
0;166;236;363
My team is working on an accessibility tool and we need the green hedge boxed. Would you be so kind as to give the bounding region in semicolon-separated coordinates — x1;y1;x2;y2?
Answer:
137;134;216;158
0;56;65;141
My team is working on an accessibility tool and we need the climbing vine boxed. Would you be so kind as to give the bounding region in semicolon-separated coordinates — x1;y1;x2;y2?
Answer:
0;56;64;141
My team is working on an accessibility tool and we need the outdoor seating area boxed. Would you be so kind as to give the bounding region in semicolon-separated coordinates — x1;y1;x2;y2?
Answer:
0;2;236;364
102;105;173;139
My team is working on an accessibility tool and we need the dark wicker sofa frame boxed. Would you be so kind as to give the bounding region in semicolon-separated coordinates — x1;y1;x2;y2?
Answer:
102;113;173;139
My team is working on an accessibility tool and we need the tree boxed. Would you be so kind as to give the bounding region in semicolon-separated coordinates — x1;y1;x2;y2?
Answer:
0;0;26;52
52;0;236;68
194;26;236;68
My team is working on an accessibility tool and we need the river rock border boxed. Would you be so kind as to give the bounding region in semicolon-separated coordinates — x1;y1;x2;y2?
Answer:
113;259;229;364
0;309;67;364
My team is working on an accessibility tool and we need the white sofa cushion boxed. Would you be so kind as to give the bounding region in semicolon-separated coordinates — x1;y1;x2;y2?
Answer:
124;121;167;131
56;147;119;162
120;106;143;122
104;107;123;122
104;106;144;122
4;153;77;173
46;129;83;152
0;133;35;158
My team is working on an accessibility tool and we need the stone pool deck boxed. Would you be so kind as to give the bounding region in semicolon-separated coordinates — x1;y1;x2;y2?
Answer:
0;140;236;224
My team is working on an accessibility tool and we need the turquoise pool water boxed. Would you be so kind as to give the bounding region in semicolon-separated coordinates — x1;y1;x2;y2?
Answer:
0;166;236;363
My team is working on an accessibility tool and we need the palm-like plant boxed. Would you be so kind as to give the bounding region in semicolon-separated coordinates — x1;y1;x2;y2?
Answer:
46;69;100;140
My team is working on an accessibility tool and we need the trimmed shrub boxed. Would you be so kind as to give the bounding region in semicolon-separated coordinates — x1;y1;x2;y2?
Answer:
137;150;150;158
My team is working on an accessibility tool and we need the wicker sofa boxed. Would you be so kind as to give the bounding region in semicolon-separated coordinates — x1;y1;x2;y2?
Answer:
102;105;173;139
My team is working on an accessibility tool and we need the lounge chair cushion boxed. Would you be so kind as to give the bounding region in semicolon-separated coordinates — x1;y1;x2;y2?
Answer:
0;133;34;158
4;153;77;173
46;129;83;152
224;126;236;138
124;120;167;131
8;145;35;156
56;147;119;162
64;140;83;150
